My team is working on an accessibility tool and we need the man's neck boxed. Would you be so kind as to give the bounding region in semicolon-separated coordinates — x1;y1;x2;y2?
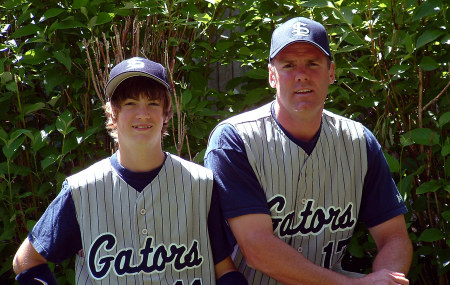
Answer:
274;104;322;142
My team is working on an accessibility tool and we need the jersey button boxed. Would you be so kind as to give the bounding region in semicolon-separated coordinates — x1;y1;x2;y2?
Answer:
141;229;148;235
140;209;146;215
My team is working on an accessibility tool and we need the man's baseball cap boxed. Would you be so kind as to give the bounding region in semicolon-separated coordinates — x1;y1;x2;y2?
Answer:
269;17;332;61
105;57;171;100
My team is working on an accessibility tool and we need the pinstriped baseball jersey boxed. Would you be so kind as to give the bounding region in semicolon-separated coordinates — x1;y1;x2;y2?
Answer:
219;102;367;284
67;153;215;285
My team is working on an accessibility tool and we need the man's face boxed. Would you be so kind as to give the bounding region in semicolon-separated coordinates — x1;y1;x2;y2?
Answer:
269;42;335;123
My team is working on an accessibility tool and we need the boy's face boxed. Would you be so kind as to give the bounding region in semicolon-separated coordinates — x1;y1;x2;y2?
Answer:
114;94;167;148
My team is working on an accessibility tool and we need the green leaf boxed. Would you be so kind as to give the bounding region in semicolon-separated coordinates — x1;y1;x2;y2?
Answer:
333;45;363;54
9;129;31;142
416;180;442;194
388;64;411;75
95;12;115;25
22;49;51;65
23;102;45;115
182;90;193;107
41;154;58;170
40;8;65;21
10;24;42;38
442;141;450;157
413;0;442;21
56;110;75;136
216;40;234;51
418;228;444;242
300;0;335;8
400;128;440;146
419;56;439;71
416;30;445;50
2;136;25;160
383;152;400;173
194;13;211;23
53;19;85;30
26;220;37;231
72;0;89;9
62;136;79;155
53;50;71;72
245;68;267;79
438;111;450;128
442;211;450;222
348;67;377;81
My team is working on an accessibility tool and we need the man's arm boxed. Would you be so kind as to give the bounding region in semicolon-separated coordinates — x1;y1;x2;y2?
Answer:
228;213;353;285
229;213;411;285
369;214;413;274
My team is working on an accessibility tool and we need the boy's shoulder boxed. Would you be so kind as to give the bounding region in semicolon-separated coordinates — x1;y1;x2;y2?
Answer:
66;157;112;185
166;153;212;178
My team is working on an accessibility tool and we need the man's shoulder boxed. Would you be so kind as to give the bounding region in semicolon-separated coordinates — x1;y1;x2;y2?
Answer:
221;101;273;126
323;109;365;128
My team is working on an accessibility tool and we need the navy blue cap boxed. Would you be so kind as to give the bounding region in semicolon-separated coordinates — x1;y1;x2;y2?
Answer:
105;57;171;99
269;17;332;61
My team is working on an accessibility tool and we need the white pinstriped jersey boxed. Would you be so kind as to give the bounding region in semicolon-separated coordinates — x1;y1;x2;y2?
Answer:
219;102;367;284
67;153;216;285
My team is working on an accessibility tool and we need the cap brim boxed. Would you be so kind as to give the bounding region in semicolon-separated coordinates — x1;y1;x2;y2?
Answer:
105;72;171;99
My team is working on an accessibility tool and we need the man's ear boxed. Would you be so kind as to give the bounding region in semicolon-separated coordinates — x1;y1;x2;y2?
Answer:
268;64;277;88
329;61;336;84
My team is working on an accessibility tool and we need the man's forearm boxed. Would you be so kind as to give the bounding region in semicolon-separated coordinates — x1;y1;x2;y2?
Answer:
372;234;413;274
241;233;353;285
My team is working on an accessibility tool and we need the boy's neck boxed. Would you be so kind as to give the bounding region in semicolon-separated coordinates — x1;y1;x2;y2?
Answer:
117;146;166;172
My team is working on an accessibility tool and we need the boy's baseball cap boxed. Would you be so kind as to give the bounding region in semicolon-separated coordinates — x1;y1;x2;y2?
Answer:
269;17;332;61
105;57;171;100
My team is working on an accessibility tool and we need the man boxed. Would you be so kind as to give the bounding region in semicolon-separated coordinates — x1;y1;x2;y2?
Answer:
13;57;247;285
204;17;412;285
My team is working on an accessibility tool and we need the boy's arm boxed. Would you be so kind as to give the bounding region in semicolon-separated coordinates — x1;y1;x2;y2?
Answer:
13;237;58;284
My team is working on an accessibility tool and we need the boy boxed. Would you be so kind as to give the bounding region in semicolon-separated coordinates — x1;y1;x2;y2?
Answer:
13;57;246;284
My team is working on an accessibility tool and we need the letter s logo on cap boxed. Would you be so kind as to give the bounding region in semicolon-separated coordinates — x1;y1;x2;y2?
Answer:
127;58;145;69
292;22;309;37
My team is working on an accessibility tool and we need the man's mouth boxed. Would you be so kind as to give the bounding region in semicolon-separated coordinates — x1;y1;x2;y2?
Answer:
295;89;312;94
133;125;152;129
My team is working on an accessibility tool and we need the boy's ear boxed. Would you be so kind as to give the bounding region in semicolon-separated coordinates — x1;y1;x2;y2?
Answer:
106;102;118;123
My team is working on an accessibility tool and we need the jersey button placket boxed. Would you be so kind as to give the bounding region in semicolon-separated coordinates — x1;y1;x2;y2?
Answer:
140;208;147;234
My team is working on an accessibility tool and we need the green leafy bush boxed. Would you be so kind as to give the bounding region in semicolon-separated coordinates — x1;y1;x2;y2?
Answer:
1;0;448;284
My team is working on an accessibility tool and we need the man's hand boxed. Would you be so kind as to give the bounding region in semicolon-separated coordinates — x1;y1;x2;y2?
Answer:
356;269;409;285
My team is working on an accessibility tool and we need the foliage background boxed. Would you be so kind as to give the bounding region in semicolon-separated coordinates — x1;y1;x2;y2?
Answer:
1;0;448;284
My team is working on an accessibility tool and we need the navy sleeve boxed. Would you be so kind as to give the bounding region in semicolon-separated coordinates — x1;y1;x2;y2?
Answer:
359;127;408;228
204;123;270;219
208;180;237;264
28;181;82;263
